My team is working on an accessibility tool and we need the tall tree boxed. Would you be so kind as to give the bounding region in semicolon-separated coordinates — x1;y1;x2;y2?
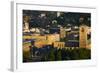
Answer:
56;49;62;60
48;48;55;61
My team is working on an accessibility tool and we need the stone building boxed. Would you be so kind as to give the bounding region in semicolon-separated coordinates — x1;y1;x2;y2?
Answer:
79;25;88;48
60;27;66;39
53;41;65;49
46;34;60;45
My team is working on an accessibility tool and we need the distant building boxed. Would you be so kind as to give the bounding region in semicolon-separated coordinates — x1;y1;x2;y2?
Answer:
49;28;60;34
30;33;60;48
53;42;65;49
23;22;30;32
46;34;60;45
23;16;30;32
60;27;66;39
30;28;40;33
32;35;47;41
34;40;48;48
65;41;79;47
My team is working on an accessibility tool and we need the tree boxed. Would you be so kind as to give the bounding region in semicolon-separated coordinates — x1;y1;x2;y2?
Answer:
23;48;31;62
78;48;91;59
56;49;62;60
71;49;80;60
69;48;91;60
48;48;55;61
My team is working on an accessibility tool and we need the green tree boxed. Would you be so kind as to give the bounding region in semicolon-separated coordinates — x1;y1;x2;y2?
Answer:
48;48;55;61
23;50;31;62
78;48;91;59
71;49;80;60
56;49;62;60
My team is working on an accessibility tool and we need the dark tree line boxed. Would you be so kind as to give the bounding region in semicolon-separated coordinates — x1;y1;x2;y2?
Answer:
23;10;91;29
44;48;91;61
23;46;91;62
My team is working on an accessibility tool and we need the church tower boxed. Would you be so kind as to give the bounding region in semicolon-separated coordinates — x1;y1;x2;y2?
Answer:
79;25;88;48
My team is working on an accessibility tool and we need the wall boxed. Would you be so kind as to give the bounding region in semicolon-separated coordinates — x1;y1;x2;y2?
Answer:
0;0;100;73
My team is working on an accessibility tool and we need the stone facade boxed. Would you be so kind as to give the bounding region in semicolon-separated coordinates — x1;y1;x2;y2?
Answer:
79;25;88;48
